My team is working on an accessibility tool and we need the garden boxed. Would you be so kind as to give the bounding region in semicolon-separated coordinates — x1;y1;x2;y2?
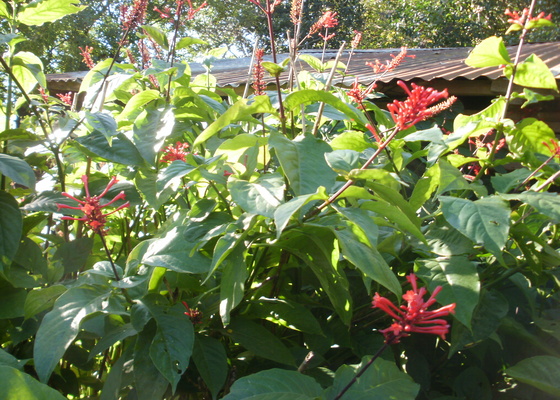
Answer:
0;0;559;399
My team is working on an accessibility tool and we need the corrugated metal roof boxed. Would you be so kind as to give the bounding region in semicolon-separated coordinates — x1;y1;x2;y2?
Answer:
46;41;560;89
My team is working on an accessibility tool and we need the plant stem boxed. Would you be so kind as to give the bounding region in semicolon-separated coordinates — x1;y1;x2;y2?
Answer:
99;233;121;281
332;342;390;400
307;126;400;218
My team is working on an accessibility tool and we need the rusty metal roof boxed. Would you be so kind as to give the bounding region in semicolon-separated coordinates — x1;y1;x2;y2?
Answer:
46;41;560;89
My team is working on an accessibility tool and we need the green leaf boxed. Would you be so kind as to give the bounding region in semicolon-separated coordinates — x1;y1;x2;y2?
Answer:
269;132;337;196
228;175;284;218
298;54;324;72
511;89;555;109
491;169;532;193
248;297;323;335
329;130;372;152
18;0;86;26
506;118;556;161
0;191;22;270
192;335;228;400
34;285;110;382
133;106;175;166
176;37;208;50
0;287;26;319
141;296;194;392
440;196;510;261
52;237;93;274
326;356;420;400
0;153;36;189
75;131;145;166
140;25;169;51
222;368;323;400
133;322;170;400
415;257;480;329
194;96;276;146
334;228;401;297
136;171;175;209
273;188;328;238
24;285;66;319
0;128;39;141
85;111;117;144
90;323;137;360
11;51;47;93
284;89;367;126
261;61;285;77
505;356;560;396
465;36;511;68
500;191;560;223
0;366;66;400
505;54;558;90
141;226;212;274
157;160;196;192
219;246;248;325
116;90;160;122
449;289;508;355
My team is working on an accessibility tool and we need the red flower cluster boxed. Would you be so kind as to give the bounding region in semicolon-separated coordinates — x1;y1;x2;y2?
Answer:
56;92;73;106
308;11;338;37
120;0;149;31
351;30;362;50
182;301;203;324
366;47;415;74
161;141;191;163
505;8;551;30
57;175;130;235
252;48;266;96
347;77;375;104
79;46;95;69
543;139;560;161
387;81;456;130
372;273;455;344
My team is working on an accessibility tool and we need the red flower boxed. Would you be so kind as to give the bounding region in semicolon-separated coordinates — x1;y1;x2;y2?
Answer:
185;0;208;20
372;273;455;344
120;0;149;31
79;46;95;69
57;175;130;235
347;77;375;104
366;47;415;74
252;48;266;96
56;92;73;106
308;11;338;36
161;141;190;163
543;139;560;161
351;30;362;50
182;301;203;324
387;81;453;130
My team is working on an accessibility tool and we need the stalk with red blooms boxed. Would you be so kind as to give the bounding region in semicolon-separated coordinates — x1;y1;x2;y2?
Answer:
57;175;130;280
333;274;455;400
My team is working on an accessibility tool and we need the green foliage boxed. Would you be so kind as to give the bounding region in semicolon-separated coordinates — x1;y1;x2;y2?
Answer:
0;2;559;399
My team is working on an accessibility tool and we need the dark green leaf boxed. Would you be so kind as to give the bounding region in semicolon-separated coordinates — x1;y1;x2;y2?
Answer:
0;191;22;270
505;356;560;396
192;335;228;400
85;112;117;144
0;366;66;400
415;257;480;329
24;285;66;319
34;285;111;382
248;297;323;335
0;154;36;189
142;226;212;274
273;189;328;237
75;132;145;166
326;356;419;400
133;323;169;400
142;296;194;392
269;132;337;196
222;368;323;400
440;196;510;261
0;287;26;319
52;237;93;274
227;317;296;366
219;246;247;325
229;174;284;218
133;106;175;166
501;191;560;223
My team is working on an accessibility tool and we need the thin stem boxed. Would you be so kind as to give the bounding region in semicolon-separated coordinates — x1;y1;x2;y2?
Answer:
311;43;346;137
99;233;121;281
307;126;400;218
332;342;390;400
535;169;560;191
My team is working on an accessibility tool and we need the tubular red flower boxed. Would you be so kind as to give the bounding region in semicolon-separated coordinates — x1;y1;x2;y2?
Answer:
57;175;130;235
161;141;191;163
308;11;338;36
56;92;73;106
366;47;414;74
79;46;95;69
387;81;451;130
372;273;455;344
252;48;267;96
